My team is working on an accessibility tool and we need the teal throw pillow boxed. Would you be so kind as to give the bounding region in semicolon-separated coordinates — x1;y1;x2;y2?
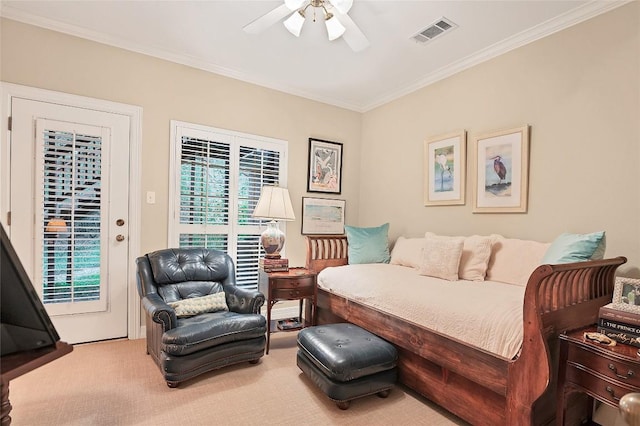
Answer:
345;223;391;264
541;231;605;264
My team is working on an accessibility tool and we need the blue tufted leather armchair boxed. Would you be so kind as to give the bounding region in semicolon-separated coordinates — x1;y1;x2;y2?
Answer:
136;248;266;387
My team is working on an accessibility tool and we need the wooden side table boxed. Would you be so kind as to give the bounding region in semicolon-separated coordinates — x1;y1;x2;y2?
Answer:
1;341;72;425
557;326;640;425
258;267;317;354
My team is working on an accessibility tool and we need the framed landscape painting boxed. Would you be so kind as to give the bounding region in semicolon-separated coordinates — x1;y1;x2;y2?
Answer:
424;131;466;206
473;125;530;213
307;138;343;194
301;197;345;235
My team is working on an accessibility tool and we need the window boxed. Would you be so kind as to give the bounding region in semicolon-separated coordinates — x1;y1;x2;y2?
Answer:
169;121;288;290
41;128;102;304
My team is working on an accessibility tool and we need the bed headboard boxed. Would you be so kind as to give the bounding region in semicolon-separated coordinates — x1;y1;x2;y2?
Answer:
305;235;348;273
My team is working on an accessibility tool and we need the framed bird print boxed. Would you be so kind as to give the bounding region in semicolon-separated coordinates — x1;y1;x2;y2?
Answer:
307;138;343;194
473;125;530;213
424;131;466;206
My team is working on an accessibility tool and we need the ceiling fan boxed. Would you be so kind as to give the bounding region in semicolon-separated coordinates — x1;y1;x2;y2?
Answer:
243;0;370;52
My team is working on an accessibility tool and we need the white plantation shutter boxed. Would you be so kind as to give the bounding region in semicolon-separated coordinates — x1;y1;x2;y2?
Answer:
170;121;288;290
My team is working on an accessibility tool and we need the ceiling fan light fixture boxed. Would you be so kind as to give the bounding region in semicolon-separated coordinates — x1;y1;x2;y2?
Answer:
284;10;306;37
325;15;346;41
328;0;353;14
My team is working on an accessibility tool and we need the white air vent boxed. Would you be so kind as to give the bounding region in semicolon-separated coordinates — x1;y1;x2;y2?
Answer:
412;17;457;44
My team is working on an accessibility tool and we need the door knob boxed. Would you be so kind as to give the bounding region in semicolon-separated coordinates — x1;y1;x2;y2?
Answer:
116;219;125;226
116;234;125;242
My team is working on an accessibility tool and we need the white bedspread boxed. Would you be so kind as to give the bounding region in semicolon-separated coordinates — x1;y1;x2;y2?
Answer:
317;264;526;359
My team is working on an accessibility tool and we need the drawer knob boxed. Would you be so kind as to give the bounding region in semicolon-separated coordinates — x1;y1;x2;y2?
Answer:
606;386;622;402
609;363;635;380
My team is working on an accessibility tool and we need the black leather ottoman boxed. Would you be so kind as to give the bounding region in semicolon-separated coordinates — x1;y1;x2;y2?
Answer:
296;323;398;409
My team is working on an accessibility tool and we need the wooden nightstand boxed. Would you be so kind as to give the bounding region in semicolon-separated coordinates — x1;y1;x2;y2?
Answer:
557;326;640;425
258;267;317;354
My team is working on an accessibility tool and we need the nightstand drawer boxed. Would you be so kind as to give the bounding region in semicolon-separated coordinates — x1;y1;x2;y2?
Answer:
566;363;636;406
272;287;313;299
567;343;640;387
271;276;315;290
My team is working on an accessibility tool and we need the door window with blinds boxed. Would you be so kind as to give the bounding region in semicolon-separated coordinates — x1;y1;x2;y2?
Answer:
35;119;110;314
169;121;288;290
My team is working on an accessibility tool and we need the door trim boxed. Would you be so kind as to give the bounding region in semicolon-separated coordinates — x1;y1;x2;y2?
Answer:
0;82;143;340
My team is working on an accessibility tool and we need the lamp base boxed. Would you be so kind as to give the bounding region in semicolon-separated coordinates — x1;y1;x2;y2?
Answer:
260;221;285;259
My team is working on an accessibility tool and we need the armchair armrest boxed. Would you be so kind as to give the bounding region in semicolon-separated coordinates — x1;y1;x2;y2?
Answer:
224;284;265;314
141;293;178;330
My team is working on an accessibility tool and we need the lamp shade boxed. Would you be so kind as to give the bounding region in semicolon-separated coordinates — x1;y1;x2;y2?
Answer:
284;11;306;37
252;186;296;221
325;15;346;41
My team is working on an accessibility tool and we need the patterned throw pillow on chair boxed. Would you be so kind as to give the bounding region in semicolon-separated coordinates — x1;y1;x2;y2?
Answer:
169;292;228;318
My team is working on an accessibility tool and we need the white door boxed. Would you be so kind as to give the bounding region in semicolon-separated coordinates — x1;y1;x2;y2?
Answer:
9;98;130;344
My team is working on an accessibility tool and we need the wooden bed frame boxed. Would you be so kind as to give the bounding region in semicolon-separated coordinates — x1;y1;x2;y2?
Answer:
304;235;626;426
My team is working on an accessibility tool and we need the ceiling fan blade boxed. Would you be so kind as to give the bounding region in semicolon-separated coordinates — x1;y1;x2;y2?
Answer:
327;0;353;14
336;13;369;52
243;4;293;35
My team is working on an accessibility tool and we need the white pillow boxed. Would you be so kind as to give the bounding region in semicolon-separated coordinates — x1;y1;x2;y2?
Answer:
459;235;495;281
390;236;426;269
486;236;550;286
418;234;465;281
168;292;228;318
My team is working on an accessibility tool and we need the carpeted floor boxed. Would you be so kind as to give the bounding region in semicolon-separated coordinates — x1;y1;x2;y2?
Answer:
8;332;468;425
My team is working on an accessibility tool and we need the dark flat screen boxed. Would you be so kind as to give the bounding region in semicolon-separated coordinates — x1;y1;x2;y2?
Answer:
1;224;59;356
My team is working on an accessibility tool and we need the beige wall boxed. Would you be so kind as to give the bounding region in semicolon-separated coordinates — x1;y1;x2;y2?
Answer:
0;18;362;268
360;2;640;276
1;2;639;277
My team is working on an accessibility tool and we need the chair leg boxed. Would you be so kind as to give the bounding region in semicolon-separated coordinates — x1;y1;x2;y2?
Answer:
336;401;350;410
377;389;391;398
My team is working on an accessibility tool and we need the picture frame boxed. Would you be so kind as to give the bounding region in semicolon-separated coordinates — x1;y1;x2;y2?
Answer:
472;125;530;213
612;277;640;314
301;197;345;235
423;130;466;206
307;138;343;194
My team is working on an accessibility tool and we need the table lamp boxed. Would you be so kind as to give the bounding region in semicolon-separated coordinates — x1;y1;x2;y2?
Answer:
252;185;295;259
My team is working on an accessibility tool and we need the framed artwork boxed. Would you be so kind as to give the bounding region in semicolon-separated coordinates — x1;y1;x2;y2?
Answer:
423;130;466;206
307;138;343;194
473;125;530;213
612;277;640;314
301;197;345;235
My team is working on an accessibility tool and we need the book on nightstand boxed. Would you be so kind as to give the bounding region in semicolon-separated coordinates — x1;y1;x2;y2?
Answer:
596;325;640;348
259;257;289;272
599;303;640;326
597;310;640;347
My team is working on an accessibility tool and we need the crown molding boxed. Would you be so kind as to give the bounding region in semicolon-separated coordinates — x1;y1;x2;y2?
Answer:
1;1;630;114
0;5;364;112
361;0;631;112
